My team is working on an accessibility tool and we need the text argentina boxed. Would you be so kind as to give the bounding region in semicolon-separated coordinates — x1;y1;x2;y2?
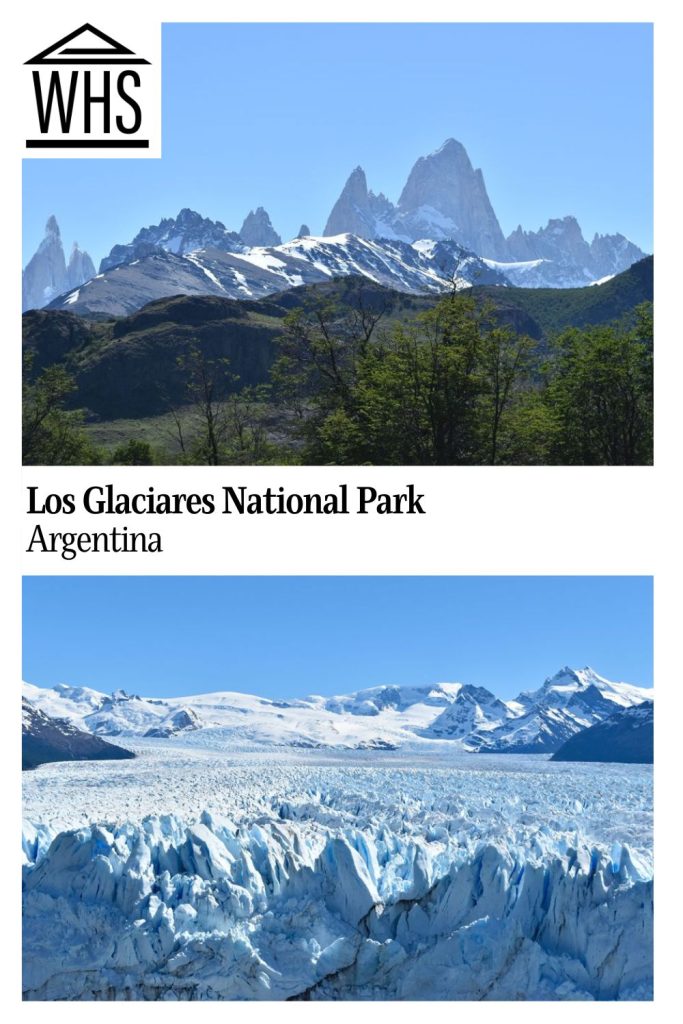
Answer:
26;525;162;561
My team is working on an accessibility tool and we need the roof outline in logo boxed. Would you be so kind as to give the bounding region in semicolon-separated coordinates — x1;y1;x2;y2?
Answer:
25;23;150;65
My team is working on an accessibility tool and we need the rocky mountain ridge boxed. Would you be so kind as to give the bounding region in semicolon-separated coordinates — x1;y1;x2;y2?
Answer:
23;140;648;312
22;697;135;769
22;666;652;756
324;140;647;286
47;234;508;317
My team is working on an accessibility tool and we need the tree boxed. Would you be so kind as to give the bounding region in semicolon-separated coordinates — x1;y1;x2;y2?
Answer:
544;304;653;465
270;281;389;459
358;294;486;464
176;345;237;465
171;345;277;465
110;439;154;465
477;320;536;465
22;354;101;465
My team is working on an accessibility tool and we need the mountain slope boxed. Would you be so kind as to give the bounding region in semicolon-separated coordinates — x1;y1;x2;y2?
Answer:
23;666;652;755
99;208;245;272
23;259;652;424
483;667;653;755
473;255;652;337
22;697;135;770
551;702;653;764
48;234;508;317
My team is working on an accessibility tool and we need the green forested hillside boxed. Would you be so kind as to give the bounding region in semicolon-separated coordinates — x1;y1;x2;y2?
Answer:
473;256;653;336
22;257;653;466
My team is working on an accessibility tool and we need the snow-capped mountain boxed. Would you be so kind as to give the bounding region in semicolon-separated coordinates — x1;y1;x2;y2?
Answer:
324;139;647;287
552;701;654;764
22;216;95;311
143;707;202;739
98;206;283;274
479;667;653;754
99;207;246;272
422;685;512;740
22;697;134;770
501;218;647;288
325;141;508;258
49;234;509;317
22;666;652;755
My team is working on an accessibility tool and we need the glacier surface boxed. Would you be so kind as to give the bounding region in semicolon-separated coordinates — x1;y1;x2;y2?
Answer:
23;747;653;1001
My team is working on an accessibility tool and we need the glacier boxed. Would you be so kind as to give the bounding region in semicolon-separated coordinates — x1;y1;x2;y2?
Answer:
22;746;653;1001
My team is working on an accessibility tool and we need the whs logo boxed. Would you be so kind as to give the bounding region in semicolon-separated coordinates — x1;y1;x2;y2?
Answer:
24;22;160;156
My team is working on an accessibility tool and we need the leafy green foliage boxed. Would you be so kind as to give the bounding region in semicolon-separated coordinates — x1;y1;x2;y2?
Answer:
273;291;539;465
168;346;279;465
110;439;155;465
270;293;653;466
541;302;653;464
22;354;102;465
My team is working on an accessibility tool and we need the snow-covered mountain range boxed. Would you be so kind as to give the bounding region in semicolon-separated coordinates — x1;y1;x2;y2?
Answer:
324;139;645;286
23;139;648;315
22;666;652;755
49;234;508;317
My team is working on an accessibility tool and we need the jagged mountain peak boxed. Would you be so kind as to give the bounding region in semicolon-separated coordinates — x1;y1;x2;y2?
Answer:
239;207;282;247
347;165;368;184
395;140;507;257
99;209;245;273
44;214;60;238
23;217;95;311
406;137;473;173
323;140;508;258
319;142;647;283
435;137;466;153
335;167;369;205
323;167;377;238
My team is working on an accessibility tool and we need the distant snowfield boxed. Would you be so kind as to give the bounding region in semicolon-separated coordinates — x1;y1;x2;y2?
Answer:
23;743;653;1001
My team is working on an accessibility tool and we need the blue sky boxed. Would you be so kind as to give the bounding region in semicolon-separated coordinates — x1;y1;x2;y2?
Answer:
23;22;653;267
23;577;653;699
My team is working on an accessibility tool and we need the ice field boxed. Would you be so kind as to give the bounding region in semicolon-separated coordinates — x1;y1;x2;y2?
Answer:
22;744;653;1001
